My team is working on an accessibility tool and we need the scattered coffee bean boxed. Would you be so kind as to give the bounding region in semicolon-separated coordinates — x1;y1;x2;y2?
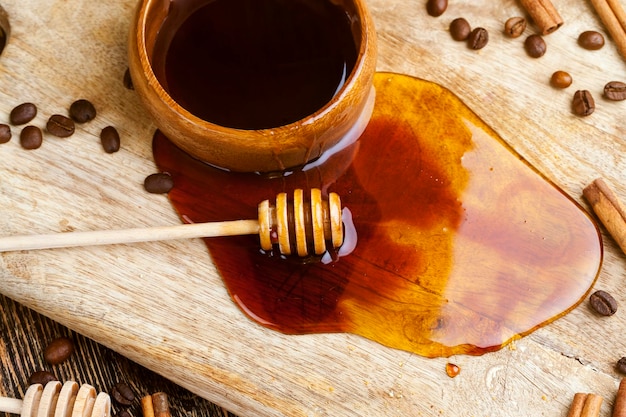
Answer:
123;68;134;90
572;90;595;117
426;0;447;17
578;30;605;50
617;357;626;374
468;27;489;50
550;71;572;89
10;102;37;125
20;126;43;150
100;126;121;153
450;18;471;41
69;99;97;123
46;114;75;138
589;289;617;316
524;34;546;58
144;172;174;194
0;123;11;143
604;81;626;101
28;370;58;386
111;382;135;406
504;17;526;38
43;336;75;364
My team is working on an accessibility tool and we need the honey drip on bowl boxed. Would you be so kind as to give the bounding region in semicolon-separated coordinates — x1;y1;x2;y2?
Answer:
153;72;602;358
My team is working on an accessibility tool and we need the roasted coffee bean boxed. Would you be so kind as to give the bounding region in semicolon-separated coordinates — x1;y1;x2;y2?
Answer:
69;99;97;123
550;71;572;89
43;336;75;364
578;30;605;50
450;18;471;41
115;411;132;417
524;35;546;58
468;27;489;50
504;17;526;38
111;382;135;406
28;370;58;386
604;81;626;101
123;68;134;90
572;90;595;116
100;126;121;153
10;102;37;125
144;172;174;194
589;289;617;316
0;123;11;143
617;357;626;374
46;114;75;138
20;126;43;149
426;0;447;17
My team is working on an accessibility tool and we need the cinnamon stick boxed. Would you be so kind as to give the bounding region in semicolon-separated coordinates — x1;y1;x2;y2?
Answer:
583;178;626;256
581;393;603;417
518;0;563;34
151;392;171;417
590;0;626;60
567;393;588;417
141;395;155;417
613;378;626;417
141;393;171;417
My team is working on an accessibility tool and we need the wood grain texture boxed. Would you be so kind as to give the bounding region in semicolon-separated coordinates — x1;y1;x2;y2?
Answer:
0;0;625;416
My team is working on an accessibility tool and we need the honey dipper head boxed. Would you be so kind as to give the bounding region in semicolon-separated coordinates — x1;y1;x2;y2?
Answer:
258;188;344;257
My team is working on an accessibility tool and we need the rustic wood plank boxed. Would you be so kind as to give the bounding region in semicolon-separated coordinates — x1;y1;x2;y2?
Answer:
0;294;237;417
0;0;626;416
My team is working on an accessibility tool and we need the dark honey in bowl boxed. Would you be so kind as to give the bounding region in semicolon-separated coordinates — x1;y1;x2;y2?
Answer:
151;0;358;129
153;72;603;358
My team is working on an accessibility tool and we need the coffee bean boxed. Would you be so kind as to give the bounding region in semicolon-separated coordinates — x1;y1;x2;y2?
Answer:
123;68;134;90
43;336;75;364
115;411;132;417
450;18;471;41
504;17;526;38
144;172;174;194
617;357;626;374
100;126;121;153
589;289;617;316
69;99;97;123
426;0;447;17
0;123;11;143
572;90;595;117
578;30;605;50
111;382;135;406
604;81;626;101
524;35;546;58
468;27;489;50
20;126;43;150
28;370;58;386
46;114;75;138
10;102;37;125
550;71;572;89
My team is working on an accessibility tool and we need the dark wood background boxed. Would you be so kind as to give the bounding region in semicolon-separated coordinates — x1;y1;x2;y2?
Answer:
0;294;238;417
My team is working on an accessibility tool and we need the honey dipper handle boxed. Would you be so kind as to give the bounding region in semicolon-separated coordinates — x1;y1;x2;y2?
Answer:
0;220;260;252
0;397;23;414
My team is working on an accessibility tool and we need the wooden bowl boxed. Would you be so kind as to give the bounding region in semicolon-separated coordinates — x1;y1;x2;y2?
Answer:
128;0;377;173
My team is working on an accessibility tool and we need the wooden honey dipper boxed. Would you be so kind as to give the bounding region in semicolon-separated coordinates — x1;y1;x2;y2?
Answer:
0;188;344;257
0;380;110;417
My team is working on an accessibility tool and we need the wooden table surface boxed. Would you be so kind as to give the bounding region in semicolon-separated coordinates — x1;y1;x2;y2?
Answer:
1;0;626;416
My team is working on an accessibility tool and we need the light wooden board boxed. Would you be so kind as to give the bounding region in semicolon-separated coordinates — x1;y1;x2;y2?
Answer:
1;0;626;415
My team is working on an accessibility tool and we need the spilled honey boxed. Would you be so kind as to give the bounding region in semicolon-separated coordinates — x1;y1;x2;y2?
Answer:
445;363;460;378
153;72;602;358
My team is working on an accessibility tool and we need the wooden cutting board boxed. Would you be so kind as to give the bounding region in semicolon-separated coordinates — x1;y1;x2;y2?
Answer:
1;0;626;415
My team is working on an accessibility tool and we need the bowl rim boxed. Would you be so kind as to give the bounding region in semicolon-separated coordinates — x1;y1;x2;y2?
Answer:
134;0;375;137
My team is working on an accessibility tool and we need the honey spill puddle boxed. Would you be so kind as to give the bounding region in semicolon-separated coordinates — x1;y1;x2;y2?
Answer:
153;72;602;358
